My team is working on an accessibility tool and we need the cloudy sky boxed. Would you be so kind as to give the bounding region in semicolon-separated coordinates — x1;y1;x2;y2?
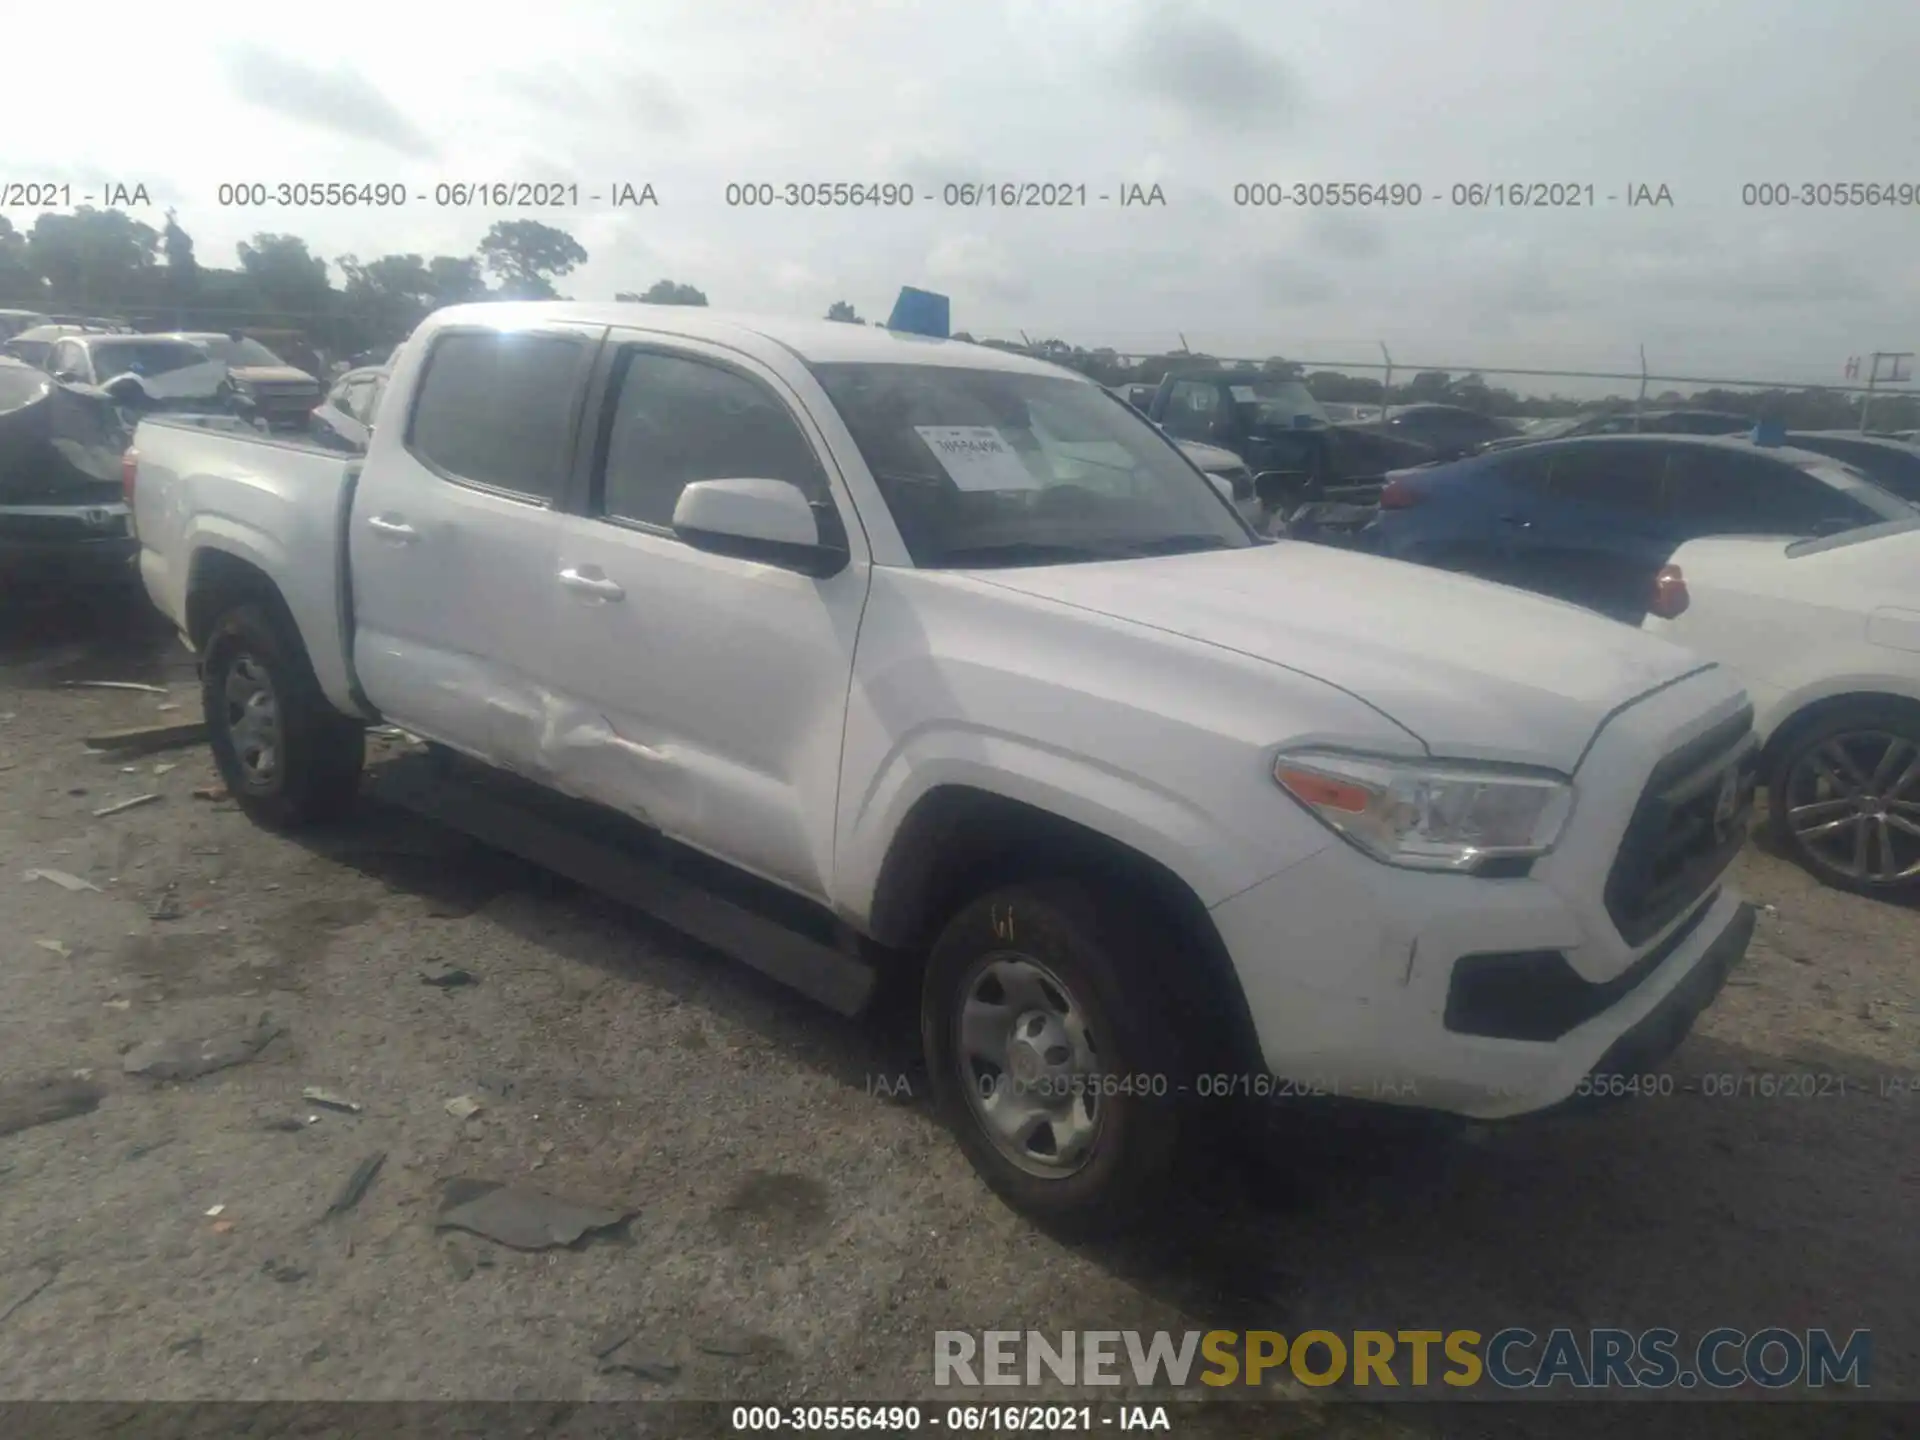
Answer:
11;0;1918;389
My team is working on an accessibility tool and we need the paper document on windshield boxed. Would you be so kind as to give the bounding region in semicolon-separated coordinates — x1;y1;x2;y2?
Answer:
1229;385;1260;403
915;426;1041;491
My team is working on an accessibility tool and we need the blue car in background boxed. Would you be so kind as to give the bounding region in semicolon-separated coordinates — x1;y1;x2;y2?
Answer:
1368;433;1915;623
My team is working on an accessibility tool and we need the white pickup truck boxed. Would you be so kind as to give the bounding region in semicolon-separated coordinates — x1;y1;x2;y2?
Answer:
129;303;1759;1231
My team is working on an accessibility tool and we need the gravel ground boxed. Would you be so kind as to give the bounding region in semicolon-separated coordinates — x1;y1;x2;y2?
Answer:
0;595;1913;1426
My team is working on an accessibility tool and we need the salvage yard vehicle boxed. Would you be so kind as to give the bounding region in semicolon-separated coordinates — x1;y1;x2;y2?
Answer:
165;332;324;431
1639;519;1920;896
0;358;137;592
1375;402;1519;461
0;309;50;342
40;333;228;404
1145;368;1434;507
131;302;1758;1231
1370;434;1920;895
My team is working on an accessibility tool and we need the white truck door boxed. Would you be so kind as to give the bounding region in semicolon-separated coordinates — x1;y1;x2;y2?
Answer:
541;334;870;903
349;321;605;771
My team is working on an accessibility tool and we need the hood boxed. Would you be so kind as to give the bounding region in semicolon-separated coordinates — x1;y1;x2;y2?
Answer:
1176;439;1245;472
966;543;1712;771
97;359;229;401
229;364;319;387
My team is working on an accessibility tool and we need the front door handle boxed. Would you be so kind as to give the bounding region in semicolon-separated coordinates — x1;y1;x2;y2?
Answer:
1497;513;1533;530
365;514;416;541
558;567;625;602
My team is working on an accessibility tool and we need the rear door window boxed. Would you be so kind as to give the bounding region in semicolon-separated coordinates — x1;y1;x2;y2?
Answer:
406;330;593;501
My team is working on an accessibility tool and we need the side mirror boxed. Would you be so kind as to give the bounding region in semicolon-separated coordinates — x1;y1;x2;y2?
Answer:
1206;473;1236;505
672;478;849;578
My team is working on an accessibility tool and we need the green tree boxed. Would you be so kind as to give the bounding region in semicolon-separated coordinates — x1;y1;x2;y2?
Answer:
159;209;199;324
825;300;864;323
0;216;44;306
426;255;489;305
237;233;333;322
26;207;161;311
635;279;708;306
478;220;587;299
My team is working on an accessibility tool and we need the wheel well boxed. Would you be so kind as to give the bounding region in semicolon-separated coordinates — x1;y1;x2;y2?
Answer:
185;550;286;652
1761;691;1920;779
867;786;1266;1077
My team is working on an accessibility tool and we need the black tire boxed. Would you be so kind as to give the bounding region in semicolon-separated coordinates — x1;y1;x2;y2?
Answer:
1765;699;1920;897
201;599;364;830
920;880;1184;1236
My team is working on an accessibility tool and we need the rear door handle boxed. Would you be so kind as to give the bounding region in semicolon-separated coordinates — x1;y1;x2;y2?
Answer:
558;566;625;602
1497;513;1533;529
365;514;416;541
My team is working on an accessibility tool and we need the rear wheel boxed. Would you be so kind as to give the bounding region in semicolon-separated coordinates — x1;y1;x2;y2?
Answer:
1766;701;1920;896
920;881;1184;1235
202;600;364;829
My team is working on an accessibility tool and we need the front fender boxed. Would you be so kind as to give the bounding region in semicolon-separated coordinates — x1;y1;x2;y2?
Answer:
836;722;1333;925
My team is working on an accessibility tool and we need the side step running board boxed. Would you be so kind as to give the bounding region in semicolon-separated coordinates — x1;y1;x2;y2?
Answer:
375;760;878;1018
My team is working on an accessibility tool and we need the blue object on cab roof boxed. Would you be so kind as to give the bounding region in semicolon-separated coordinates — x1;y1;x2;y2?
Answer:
886;287;950;339
1751;419;1785;447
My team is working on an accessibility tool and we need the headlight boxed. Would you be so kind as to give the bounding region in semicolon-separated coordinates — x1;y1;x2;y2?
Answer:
1272;749;1573;872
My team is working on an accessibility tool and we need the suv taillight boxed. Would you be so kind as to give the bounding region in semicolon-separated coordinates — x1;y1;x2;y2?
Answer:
121;447;138;507
1378;476;1423;509
1650;564;1689;619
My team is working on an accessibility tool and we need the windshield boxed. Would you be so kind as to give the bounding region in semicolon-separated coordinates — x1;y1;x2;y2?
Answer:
194;336;285;367
88;340;212;379
4;339;52;367
809;362;1254;567
1226;376;1330;428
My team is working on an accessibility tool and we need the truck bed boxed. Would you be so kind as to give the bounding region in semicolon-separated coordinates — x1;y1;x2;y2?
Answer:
131;414;367;716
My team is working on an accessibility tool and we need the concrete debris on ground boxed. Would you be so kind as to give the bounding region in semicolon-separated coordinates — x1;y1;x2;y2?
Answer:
696;1330;785;1359
260;1259;308;1284
122;1015;284;1081
0;1076;105;1138
23;867;99;892
301;1088;361;1113
92;793;161;818
82;722;209;756
434;1179;635;1251
325;1152;386;1219
59;681;169;695
444;1095;484;1120
32;939;71;958
420;962;477;988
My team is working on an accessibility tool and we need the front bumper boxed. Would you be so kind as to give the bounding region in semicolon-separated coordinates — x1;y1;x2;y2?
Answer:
1561;897;1754;1105
1210;842;1753;1119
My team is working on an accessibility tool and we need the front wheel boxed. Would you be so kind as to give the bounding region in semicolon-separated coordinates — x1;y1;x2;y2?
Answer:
920;881;1184;1235
1766;701;1920;896
202;600;365;830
